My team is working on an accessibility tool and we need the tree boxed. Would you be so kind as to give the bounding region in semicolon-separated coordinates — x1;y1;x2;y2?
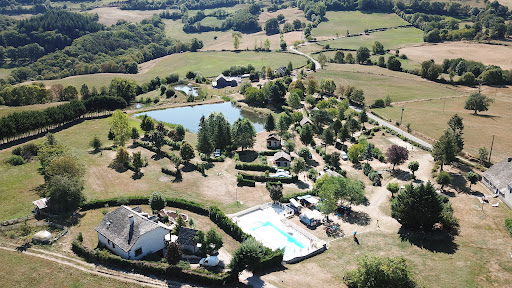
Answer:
466;172;479;189
131;127;139;142
356;46;370;64
291;111;303;124
175;125;185;141
320;79;336;94
377;56;386;67
387;182;400;198
386;145;409;170
345;256;416;288
140;115;155;135
339;125;350;143
478;147;488;165
421;60;442;81
287;90;302;109
318;54;327;68
180;142;195;163
315;175;366;213
229;238;267;275
460;72;476;85
46;155;85;182
358;108;368;128
348;143;365;163
298;147;310;160
264;114;275;132
386;55;402;71
432;130;457;171
347;117;360;136
408;161;420;179
372;41;385;55
334;51;345;63
291;157;306;175
149;192;166;212
132;151;143;174
391;182;444;231
196;126;214;156
267;181;283;202
306;78;318;95
61;85;79;101
263;39;271;51
165;242;182;265
362;143;374;163
114;147;130;167
150;130;166;153
232;118;256;151
90;136;102;152
110;110;130;147
437;171;452;190
233;34;240;50
464;93;494;115
205;228;223;255
109;78;137;103
345;53;354;64
300;124;314;146
448;114;464;153
264;18;280;35
323;128;335;147
277;113;291;136
46;175;84;213
284;140;295;153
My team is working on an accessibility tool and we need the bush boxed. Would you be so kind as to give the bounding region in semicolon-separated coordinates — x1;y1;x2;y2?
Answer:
506;219;512;237
208;206;249;242
235;163;277;172
237;175;256;187
6;155;25;166
238;172;297;184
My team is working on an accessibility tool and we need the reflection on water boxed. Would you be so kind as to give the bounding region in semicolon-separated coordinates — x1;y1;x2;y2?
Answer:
174;85;198;97
134;102;265;133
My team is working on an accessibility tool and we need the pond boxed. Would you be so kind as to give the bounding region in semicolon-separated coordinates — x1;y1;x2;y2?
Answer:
134;102;265;133
174;85;198;97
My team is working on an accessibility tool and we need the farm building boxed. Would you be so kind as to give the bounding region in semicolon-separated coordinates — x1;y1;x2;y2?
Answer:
32;198;49;216
267;133;282;148
212;74;240;88
273;151;291;167
95;206;171;260
274;66;287;76
482;157;512;208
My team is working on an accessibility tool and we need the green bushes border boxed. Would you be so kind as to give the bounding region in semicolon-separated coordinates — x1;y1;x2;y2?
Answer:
235;162;277;172
208;206;249;242
506;218;512;237
258;150;280;156
238;172;298;183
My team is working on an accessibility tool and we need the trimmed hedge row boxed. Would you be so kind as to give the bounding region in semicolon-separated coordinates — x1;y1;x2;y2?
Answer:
238;172;298;184
253;249;284;273
72;238;231;285
235;162;277;172
81;196;208;216
208;206;249;242
236;174;256;187
258;150;280;156
506;218;512;237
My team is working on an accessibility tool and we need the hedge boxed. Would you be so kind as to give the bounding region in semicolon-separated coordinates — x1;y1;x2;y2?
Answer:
81;196;208;216
238;172;298;184
253;249;284;273
72;237;231;285
237;177;256;187
506;218;512;237
208;206;249;242
258;150;280;156
235;162;277;172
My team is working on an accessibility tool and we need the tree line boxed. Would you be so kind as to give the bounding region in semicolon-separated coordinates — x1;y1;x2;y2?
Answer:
121;0;239;11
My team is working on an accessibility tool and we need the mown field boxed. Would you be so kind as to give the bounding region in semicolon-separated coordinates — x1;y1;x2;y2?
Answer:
0;249;141;287
312;64;462;104
374;88;512;162
312;11;409;38
0;68;11;79
325;27;424;50
29;51;307;89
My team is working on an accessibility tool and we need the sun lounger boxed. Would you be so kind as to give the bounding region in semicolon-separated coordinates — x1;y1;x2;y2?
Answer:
492;202;499;207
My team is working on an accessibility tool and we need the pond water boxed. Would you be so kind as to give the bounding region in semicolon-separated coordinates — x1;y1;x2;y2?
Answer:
174;85;198;97
134;102;265;133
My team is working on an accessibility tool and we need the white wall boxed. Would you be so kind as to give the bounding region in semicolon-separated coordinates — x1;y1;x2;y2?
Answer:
97;232;129;259
128;227;170;260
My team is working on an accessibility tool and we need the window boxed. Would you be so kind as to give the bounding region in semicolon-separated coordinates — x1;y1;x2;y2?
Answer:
107;239;111;245
135;248;142;257
112;243;115;248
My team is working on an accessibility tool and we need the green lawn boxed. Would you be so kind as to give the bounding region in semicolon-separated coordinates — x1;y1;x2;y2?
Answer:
0;68;11;79
325;27;424;50
29;51;308;89
313;11;409;37
313;64;462;104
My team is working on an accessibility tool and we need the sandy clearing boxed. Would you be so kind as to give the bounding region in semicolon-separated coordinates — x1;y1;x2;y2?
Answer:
400;42;512;70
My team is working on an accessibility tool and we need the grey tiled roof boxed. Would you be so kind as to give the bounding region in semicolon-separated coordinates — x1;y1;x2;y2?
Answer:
483;157;512;192
273;151;291;162
267;133;281;141
299;117;313;126
95;206;170;252
177;227;199;246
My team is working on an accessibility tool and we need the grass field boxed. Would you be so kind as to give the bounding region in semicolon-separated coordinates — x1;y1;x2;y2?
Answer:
0;249;141;287
90;7;165;26
0;68;11;79
29;51;307;89
313;11;409;38
374;89;512;161
400;42;512;70
0;102;66;118
325;27;424;50
312;64;462;104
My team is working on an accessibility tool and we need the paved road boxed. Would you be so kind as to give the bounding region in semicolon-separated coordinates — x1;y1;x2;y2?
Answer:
288;45;321;71
350;105;433;149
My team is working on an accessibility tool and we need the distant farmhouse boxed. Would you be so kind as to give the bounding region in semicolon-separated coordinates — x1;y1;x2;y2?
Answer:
212;74;241;89
482;157;512;208
95;206;171;260
273;66;287;76
267;133;282;148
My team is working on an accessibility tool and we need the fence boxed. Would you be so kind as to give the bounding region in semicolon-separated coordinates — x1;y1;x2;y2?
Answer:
1;214;34;226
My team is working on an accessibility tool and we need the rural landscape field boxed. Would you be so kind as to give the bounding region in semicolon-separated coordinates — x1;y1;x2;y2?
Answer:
0;0;512;287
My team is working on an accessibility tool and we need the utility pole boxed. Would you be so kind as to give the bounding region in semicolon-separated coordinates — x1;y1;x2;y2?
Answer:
443;98;446;113
400;105;405;126
489;135;495;163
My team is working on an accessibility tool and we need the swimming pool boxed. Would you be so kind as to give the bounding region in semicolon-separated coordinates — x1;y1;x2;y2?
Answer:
251;221;305;252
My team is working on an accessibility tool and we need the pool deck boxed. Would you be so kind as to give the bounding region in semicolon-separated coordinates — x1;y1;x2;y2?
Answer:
231;202;328;263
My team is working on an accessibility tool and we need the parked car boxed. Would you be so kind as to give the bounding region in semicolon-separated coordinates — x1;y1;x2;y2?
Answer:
308;152;313;159
199;256;219;267
214;149;221;158
340;151;348;160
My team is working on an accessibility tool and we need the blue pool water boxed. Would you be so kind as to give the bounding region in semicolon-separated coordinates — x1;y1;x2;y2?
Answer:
251;221;305;251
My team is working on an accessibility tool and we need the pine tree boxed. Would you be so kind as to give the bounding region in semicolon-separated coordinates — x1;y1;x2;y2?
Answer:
264;113;275;132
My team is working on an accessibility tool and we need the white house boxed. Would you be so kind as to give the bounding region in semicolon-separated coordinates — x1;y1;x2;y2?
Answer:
273;151;291;167
482;157;512;208
95;206;171;260
267;133;282;148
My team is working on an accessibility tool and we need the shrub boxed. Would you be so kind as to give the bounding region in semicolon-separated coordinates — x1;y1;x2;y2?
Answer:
6;155;25;166
235;163;276;172
208;206;249;242
506;219;512;237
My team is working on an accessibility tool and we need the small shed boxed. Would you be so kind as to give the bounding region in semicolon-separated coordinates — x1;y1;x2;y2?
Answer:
32;230;52;244
32;198;49;215
299;117;313;127
273;151;291;167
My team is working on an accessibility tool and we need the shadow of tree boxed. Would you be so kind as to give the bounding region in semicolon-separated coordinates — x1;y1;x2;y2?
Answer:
108;162;128;173
132;172;143;180
392;169;412;181
307;159;320;167
294;180;310;190
238;150;259;162
398;227;459;254
345;210;371;226
151;153;165;161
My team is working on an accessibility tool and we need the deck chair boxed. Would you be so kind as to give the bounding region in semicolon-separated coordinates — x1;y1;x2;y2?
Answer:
492;202;499;207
